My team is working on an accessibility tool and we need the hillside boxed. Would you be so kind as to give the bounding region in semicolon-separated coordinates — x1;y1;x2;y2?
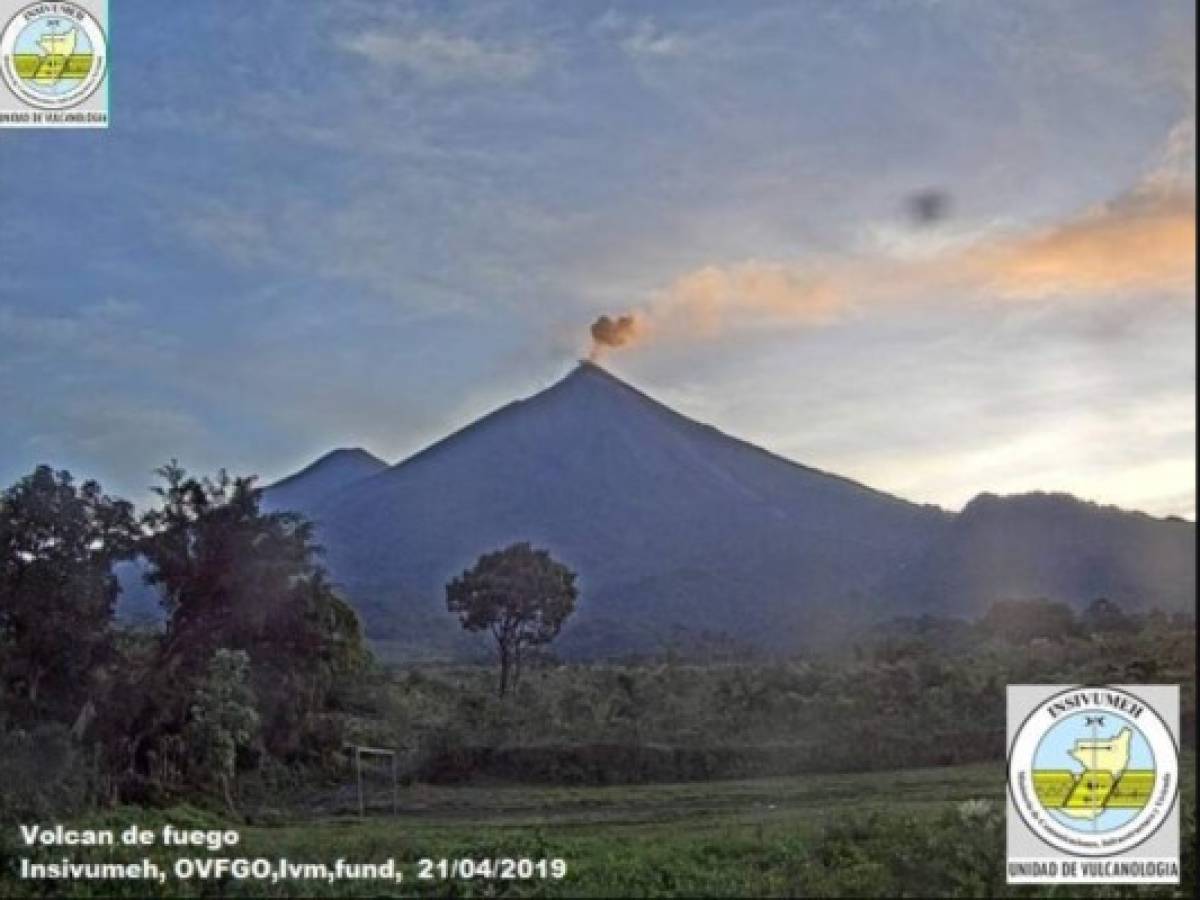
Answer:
283;362;951;657
117;363;1195;658
261;447;388;514
884;491;1196;617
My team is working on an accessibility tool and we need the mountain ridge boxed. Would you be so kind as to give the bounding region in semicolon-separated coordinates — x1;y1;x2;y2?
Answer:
116;362;1195;656
262;446;388;514
361;362;942;516
267;363;946;656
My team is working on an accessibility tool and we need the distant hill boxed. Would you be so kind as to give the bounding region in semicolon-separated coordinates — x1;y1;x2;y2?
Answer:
883;491;1196;618
112;559;162;629
113;447;390;629
261;447;388;515
117;363;1195;658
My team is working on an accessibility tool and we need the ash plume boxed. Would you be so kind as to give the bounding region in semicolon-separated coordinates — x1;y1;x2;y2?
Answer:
588;313;644;359
580;119;1192;359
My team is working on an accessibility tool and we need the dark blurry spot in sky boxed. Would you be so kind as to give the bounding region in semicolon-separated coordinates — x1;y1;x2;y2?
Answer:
906;188;952;226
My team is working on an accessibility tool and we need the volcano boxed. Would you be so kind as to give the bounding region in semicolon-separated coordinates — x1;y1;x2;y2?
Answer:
268;362;953;657
117;361;1194;657
262;447;387;515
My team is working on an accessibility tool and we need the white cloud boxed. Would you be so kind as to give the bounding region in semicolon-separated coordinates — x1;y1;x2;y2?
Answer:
336;28;540;83
1143;115;1196;192
176;200;279;268
0;304;180;369
593;10;690;59
17;398;215;506
621;20;689;59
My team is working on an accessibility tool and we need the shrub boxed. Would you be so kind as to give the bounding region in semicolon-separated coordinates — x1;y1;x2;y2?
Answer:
0;723;105;823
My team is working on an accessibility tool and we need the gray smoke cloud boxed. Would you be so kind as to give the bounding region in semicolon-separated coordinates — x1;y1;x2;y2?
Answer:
588;314;644;358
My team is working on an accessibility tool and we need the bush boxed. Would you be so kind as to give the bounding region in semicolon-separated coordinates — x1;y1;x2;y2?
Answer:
793;796;1197;898
0;723;106;823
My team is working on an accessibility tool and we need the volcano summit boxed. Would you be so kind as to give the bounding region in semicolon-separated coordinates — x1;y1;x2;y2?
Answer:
271;362;954;656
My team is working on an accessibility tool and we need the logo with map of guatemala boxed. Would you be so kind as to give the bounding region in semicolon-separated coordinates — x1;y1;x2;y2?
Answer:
1008;685;1178;860
1;1;106;112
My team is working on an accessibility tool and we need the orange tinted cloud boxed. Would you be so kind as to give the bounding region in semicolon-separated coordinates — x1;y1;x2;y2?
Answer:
588;180;1194;355
968;188;1195;300
660;262;843;335
586;262;844;355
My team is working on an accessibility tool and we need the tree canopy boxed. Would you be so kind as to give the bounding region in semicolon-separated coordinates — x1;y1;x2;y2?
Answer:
446;542;577;696
0;466;137;720
103;462;368;791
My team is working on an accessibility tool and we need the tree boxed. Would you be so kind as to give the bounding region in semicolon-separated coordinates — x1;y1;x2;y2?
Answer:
184;648;259;810
117;462;366;776
0;466;137;719
446;542;577;696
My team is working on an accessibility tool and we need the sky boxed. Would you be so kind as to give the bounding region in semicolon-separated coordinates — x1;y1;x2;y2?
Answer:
0;0;1194;518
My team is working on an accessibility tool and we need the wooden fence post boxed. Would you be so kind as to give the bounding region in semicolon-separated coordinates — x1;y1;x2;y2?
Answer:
356;747;364;818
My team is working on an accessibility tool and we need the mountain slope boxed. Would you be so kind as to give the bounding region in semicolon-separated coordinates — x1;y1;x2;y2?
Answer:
262;447;388;514
117;365;1195;654
885;492;1196;616
298;362;951;656
114;447;389;627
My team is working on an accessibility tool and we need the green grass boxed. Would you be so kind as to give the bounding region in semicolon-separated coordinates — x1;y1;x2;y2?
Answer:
301;760;1006;825
1;759;1193;898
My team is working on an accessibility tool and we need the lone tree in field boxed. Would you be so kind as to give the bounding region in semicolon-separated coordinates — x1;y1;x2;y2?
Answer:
446;542;577;696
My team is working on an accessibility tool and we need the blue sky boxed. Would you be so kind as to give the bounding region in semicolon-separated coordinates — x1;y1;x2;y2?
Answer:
0;0;1194;517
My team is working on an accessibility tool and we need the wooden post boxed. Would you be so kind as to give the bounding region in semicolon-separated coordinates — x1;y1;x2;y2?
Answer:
356;747;364;818
392;752;398;816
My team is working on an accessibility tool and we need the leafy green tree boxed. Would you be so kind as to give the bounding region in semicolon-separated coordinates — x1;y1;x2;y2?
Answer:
184;648;259;809
0;466;136;719
446;542;577;696
117;462;366;776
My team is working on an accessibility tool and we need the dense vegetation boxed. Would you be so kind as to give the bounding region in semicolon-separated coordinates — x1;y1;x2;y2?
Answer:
1;464;367;821
341;598;1195;787
1;463;1195;897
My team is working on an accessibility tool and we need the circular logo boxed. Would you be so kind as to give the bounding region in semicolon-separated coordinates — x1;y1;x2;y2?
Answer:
1;2;107;111
1008;686;1178;856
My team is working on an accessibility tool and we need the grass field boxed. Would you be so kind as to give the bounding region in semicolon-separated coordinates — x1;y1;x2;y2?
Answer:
3;757;1195;898
299;759;1007;825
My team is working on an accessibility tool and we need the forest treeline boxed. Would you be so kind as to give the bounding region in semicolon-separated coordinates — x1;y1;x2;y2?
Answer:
0;464;366;820
346;598;1195;788
0;463;1195;819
